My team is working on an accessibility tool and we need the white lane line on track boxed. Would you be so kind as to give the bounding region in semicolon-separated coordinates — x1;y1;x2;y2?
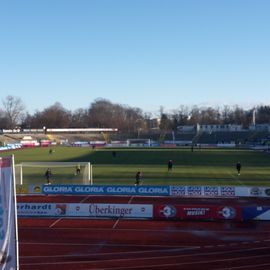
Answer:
49;218;62;228
20;251;270;268
112;196;134;229
20;244;270;260
23;226;270;234
20;242;192;248
216;262;270;270
20;246;200;259
80;194;91;203
253;240;261;244
49;195;91;228
112;218;120;229
20;239;270;249
127;196;134;204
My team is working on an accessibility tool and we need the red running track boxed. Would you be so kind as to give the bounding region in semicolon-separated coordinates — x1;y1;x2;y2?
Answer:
18;195;270;270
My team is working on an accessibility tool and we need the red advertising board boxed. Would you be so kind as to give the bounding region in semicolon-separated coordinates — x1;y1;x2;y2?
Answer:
154;204;241;221
154;204;180;219
181;205;213;219
214;205;241;220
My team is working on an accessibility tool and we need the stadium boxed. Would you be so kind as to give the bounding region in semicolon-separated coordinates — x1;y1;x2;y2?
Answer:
2;0;270;268
1;125;270;270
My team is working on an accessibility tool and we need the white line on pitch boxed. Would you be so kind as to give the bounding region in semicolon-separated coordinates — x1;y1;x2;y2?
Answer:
228;171;244;186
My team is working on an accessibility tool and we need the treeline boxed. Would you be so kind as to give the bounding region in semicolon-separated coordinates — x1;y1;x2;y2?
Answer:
0;95;270;132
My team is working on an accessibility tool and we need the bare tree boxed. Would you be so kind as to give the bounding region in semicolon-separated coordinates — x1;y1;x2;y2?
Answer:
256;106;270;124
159;113;172;131
87;98;146;133
70;108;88;127
2;95;25;128
171;105;191;127
2;96;270;131
38;102;72;128
0;108;9;129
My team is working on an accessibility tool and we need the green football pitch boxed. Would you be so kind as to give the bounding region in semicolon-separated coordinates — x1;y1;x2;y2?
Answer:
2;146;270;186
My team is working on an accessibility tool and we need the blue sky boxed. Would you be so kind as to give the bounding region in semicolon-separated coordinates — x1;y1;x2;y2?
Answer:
0;0;270;115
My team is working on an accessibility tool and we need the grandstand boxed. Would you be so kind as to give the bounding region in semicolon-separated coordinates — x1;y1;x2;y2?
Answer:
192;130;269;146
247;131;269;144
1;125;269;150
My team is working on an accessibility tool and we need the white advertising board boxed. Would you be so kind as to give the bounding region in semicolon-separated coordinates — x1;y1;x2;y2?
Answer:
69;203;153;218
0;156;19;270
170;185;270;198
17;203;153;219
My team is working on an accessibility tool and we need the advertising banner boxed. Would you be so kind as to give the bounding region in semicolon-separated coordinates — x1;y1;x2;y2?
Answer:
68;203;153;218
170;185;270;198
28;185;42;194
181;206;213;219
17;203;66;217
170;186;236;197
241;206;270;221
25;184;270;198
0;156;19;270
214;206;241;220
246;187;270;198
154;205;179;219
154;204;241;221
42;185;170;196
17;203;153;219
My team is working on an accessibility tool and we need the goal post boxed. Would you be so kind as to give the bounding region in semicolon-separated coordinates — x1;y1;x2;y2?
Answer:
15;162;93;186
127;139;151;147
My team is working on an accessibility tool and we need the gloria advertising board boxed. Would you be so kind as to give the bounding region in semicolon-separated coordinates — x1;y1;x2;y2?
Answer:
17;203;153;219
42;185;170;196
154;204;241;221
32;184;270;198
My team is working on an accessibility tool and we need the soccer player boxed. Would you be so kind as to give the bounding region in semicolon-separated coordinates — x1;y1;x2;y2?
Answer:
135;171;142;186
236;162;242;176
75;164;81;175
168;160;173;171
45;168;52;184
